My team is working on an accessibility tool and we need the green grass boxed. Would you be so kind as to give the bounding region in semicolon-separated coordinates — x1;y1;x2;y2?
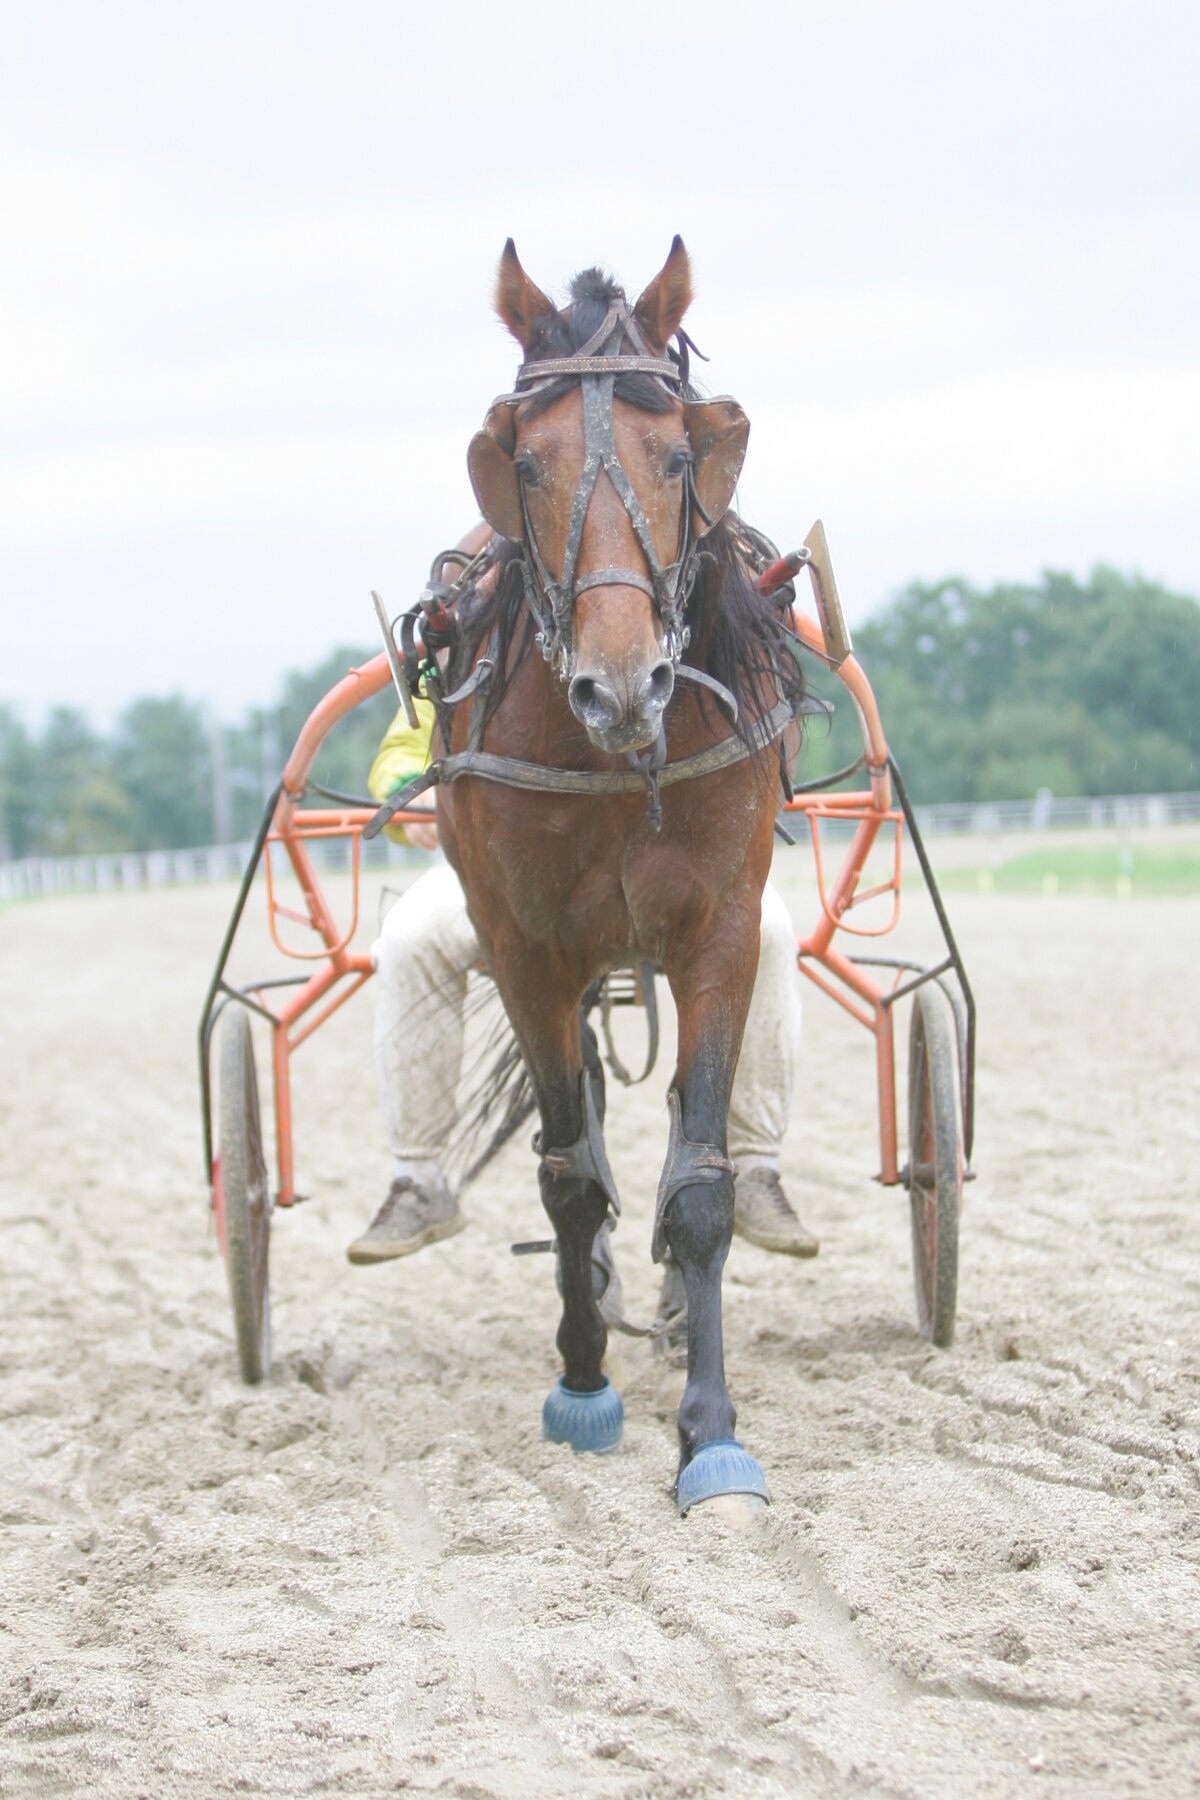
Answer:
938;844;1200;896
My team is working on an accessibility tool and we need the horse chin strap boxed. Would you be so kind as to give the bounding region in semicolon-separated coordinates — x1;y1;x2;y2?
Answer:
509;303;701;679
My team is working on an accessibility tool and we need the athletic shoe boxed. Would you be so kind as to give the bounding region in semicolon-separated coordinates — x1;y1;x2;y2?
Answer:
346;1170;466;1265
733;1168;819;1257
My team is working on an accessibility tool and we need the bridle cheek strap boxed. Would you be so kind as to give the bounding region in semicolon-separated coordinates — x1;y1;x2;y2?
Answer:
508;311;698;675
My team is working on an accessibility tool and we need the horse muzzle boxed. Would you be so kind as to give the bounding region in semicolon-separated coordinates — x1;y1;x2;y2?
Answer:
568;656;675;754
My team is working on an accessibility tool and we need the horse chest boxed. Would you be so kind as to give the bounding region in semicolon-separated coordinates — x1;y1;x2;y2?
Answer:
484;831;633;950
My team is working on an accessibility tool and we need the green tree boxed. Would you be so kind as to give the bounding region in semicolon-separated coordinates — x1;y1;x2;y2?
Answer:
802;569;1200;802
31;709;121;854
275;644;400;802
114;695;213;850
0;706;36;858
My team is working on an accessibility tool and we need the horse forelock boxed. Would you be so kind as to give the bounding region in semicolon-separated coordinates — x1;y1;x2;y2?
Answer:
521;266;675;417
567;266;626;317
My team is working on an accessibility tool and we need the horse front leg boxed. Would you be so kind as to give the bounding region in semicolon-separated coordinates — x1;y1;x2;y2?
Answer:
496;955;624;1453
659;920;769;1516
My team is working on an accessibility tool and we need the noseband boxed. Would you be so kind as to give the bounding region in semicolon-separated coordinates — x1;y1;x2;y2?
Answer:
499;303;703;678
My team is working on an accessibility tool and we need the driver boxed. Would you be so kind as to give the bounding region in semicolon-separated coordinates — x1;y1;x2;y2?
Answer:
347;689;819;1266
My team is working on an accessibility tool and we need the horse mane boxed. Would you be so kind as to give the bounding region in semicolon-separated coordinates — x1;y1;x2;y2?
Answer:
444;270;805;750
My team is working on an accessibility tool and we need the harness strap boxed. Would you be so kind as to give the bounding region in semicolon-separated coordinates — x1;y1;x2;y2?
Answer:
625;723;667;832
467;628;502;753
437;657;493;710
673;664;739;725
598;961;659;1088
574;567;657;598
573;304;625;358
513;354;679;385
362;695;798;839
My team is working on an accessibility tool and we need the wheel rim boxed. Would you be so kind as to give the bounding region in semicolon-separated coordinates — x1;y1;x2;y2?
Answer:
907;991;963;1349
242;1049;271;1368
910;1019;938;1330
219;1009;273;1381
245;1096;270;1308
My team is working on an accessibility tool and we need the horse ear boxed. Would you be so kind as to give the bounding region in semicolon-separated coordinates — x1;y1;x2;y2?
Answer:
684;399;749;535
633;235;694;348
494;239;555;350
467;403;524;540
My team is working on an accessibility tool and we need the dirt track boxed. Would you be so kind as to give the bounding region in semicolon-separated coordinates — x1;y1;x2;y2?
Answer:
2;878;1198;1797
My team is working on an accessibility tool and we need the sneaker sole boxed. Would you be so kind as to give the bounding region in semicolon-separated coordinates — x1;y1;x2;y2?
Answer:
346;1212;467;1266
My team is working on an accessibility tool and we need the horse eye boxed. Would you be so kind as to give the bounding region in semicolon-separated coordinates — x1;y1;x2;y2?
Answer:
664;445;693;480
515;450;541;487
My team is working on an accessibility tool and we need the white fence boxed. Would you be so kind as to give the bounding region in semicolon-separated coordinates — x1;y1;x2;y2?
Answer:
909;789;1200;836
0;832;415;905
2;789;1198;906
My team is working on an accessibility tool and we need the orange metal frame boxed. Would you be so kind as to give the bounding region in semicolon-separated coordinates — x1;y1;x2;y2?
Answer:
207;575;925;1209
779;613;908;1184
232;653;425;1206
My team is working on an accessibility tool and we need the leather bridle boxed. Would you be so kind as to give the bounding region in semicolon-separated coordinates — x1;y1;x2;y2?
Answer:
364;296;815;844
498;302;704;678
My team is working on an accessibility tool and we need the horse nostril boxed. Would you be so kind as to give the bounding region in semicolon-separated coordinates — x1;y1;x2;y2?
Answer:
568;673;623;728
646;660;675;707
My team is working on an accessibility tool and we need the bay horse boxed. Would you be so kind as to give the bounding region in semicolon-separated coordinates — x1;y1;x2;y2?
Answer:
425;240;805;1512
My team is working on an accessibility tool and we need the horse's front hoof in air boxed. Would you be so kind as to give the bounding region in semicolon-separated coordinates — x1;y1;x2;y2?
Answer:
676;1439;769;1521
542;1376;625;1454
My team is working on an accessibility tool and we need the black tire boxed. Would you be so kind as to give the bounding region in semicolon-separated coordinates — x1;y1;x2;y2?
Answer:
907;985;962;1349
217;1007;272;1383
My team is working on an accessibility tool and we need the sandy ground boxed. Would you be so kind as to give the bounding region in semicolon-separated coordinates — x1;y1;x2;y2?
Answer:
2;871;1199;1798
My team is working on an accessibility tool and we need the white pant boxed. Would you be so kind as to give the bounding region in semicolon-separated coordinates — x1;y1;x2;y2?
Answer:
373;862;801;1165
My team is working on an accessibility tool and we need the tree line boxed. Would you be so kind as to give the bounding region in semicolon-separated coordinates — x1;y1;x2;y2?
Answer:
803;566;1199;802
0;647;397;861
2;567;1196;859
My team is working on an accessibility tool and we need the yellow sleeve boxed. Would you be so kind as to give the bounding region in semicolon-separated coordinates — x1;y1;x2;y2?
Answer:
368;698;437;844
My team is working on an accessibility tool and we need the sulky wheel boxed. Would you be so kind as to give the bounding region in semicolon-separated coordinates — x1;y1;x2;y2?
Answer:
906;985;963;1349
213;1007;272;1383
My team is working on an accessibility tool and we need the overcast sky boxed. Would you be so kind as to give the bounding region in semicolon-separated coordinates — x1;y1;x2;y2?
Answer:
3;0;1197;727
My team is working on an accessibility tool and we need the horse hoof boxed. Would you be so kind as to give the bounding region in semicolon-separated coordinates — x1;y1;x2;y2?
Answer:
677;1440;769;1516
542;1377;624;1454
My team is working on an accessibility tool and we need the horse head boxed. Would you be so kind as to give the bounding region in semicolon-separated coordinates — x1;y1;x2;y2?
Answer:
468;238;749;754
